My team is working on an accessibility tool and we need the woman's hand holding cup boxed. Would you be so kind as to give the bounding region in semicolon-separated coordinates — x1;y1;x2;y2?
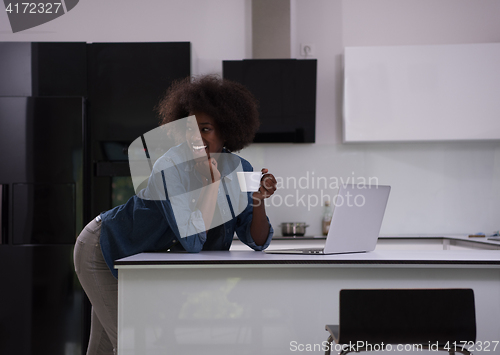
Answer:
252;168;277;202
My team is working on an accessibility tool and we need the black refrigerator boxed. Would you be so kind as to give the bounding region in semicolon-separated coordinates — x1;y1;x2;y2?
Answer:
0;40;190;355
0;96;85;355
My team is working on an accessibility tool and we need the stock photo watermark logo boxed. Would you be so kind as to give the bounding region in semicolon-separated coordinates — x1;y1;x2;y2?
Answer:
128;116;249;239
3;0;79;33
263;172;380;211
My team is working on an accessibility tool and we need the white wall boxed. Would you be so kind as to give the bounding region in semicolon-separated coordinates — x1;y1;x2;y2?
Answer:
1;0;499;236
343;0;500;46
0;0;252;75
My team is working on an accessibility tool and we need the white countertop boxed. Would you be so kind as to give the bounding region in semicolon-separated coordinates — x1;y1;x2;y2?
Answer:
115;249;500;269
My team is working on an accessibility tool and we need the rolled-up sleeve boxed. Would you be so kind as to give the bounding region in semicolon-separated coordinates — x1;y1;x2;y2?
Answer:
234;193;274;251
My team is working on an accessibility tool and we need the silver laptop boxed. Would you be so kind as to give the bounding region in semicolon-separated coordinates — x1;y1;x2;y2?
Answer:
264;185;391;255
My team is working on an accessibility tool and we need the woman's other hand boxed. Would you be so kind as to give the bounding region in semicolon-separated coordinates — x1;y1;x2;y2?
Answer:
194;156;221;185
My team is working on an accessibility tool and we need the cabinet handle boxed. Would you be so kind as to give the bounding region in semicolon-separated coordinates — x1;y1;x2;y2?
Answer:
0;184;7;244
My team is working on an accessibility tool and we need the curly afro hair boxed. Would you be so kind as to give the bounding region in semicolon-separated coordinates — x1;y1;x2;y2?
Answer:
156;75;260;152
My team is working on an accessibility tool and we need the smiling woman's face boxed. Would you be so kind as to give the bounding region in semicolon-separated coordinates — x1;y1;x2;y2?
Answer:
186;112;224;158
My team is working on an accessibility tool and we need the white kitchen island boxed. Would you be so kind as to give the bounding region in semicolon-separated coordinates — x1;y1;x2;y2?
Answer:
115;246;500;355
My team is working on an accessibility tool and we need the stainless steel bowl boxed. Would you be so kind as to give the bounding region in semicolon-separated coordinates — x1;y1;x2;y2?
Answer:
280;222;309;237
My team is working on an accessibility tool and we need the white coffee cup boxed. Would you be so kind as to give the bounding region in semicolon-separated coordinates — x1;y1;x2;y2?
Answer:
237;171;262;192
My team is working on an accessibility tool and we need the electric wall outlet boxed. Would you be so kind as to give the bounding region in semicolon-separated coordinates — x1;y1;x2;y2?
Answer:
300;44;316;57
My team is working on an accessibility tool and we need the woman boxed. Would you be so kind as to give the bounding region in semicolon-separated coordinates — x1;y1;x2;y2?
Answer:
73;75;277;355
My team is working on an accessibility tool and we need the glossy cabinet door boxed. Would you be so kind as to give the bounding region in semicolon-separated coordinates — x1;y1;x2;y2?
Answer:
0;97;84;245
0;96;85;354
0;245;83;355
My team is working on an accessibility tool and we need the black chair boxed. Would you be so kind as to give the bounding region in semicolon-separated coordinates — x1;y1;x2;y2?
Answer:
325;289;476;355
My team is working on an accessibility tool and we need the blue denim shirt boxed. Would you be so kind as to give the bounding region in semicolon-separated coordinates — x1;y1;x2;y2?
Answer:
99;145;274;278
